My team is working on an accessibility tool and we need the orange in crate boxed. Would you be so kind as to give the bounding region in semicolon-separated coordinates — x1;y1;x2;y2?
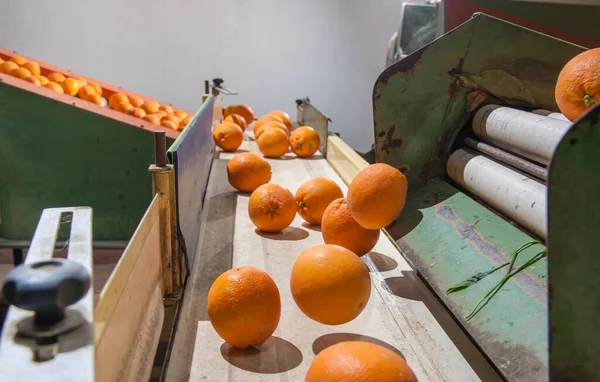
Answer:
0;61;19;74
130;95;144;108
75;77;87;88
9;67;31;79
129;107;146;119
44;81;64;94
23;76;41;86
116;101;133;113
61;78;80;96
143;114;161;125
109;93;129;110
47;72;66;83
141;100;160;114
87;93;104;106
78;85;97;101
175;109;188;120
10;56;27;66
159;104;174;116
89;82;102;96
161;119;178;130
35;75;49;85
21;61;40;77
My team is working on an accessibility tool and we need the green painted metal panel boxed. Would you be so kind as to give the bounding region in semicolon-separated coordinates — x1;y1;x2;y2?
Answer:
0;82;173;241
371;14;587;381
548;105;600;381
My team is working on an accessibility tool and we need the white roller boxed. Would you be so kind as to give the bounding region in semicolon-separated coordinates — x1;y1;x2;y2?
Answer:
532;109;571;122
447;149;547;239
473;105;570;165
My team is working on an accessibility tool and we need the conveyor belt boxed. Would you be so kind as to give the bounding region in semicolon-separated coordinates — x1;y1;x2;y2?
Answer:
166;133;501;381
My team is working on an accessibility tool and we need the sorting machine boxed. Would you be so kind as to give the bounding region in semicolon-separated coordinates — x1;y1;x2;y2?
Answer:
1;13;599;382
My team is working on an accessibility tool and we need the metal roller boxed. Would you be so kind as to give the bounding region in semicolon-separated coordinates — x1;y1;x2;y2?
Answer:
447;148;547;239
473;105;570;165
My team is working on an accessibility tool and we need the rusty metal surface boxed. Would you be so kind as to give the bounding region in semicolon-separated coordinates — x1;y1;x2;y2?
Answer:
548;104;600;381
295;98;329;157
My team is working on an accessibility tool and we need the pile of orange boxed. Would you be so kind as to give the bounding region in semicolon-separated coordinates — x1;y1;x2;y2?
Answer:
0;54;191;131
208;101;413;379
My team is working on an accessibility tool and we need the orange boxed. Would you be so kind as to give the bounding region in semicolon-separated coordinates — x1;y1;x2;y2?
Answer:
129;95;144;108
159;104;174;115
116;101;133;113
44;81;64;94
129;107;147;119
213;122;244;152
161;114;182;126
257;127;289;158
555;48;600;121
141;100;160;114
227;152;271;193
175;109;188;121
295;178;343;224
268;110;293;132
0;57;3;64
47;72;66;83
160;119;178;130
143;113;162;125
10;56;27;66
290;244;371;325
224;114;247;130
255;121;289;139
78;85;97;100
9;67;31;79
89;82;102;96
322;198;380;256
0;61;19;74
207;266;281;349
290;126;320;157
253;114;282;135
225;104;255;126
61;78;80;96
23;76;41;86
180;115;192;128
347;163;407;230
87;93;104;106
35;75;49;85
75;77;87;88
20;61;40;77
306;341;417;382
248;184;296;232
109;93;129;109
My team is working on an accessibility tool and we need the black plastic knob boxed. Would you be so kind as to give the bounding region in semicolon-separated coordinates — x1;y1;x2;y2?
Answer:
213;78;224;87
2;259;90;327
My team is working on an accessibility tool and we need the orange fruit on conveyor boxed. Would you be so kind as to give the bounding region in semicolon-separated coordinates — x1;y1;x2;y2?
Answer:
268;110;293;132
47;72;66;83
109;93;129;110
207;266;281;349
255;121;289;139
224;114;247;130
295;177;343;225
44;81;64;94
160;119;178;130
87;93;104;106
10;56;27;66
129;95;144;108
253;114;282;135
143;113;162;125
129;107;146;119
0;61;19;74
21;61;40;77
141;100;160;114
227;152;272;193
225;104;255;126
35;76;49;85
290;126;320;157
89;82;102;96
78;85;97;100
306;341;417;382
322;198;380;256
248;184;296;232
213;122;244;152
257;127;289;158
290;244;371;325
9;67;32;79
23;76;41;86
347;163;408;230
555;47;600;121
159;104;174;116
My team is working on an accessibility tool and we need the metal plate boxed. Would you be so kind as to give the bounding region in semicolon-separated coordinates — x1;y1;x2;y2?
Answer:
168;95;215;268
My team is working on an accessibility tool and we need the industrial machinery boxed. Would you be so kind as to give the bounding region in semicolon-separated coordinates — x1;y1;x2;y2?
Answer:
375;13;598;381
1;12;599;382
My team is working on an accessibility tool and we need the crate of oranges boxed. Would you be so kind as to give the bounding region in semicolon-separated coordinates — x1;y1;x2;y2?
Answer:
0;48;194;138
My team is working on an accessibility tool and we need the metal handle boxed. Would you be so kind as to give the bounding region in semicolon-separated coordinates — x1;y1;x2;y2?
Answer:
3;259;90;327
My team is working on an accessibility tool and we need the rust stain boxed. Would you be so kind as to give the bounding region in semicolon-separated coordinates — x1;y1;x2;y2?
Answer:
435;205;547;306
380;125;403;152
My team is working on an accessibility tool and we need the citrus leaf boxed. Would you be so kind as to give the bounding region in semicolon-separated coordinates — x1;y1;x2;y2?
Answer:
446;262;509;295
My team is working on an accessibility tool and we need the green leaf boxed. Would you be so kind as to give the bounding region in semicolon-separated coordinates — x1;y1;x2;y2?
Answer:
446;262;509;295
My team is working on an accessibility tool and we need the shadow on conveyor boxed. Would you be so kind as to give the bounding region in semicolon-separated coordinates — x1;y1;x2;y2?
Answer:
366;251;398;272
255;227;309;241
220;336;303;374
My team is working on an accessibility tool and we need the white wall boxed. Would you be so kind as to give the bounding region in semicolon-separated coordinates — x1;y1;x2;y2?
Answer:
0;0;403;152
